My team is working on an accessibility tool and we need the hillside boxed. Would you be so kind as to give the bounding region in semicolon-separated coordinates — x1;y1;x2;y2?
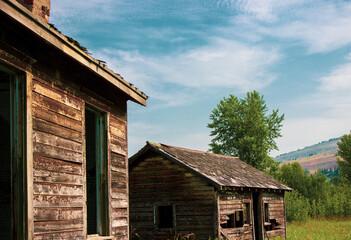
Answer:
286;149;338;174
275;137;340;163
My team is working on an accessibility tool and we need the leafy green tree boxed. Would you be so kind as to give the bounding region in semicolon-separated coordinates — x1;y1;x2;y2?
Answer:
278;162;308;196
208;91;284;171
285;190;310;222
337;132;351;183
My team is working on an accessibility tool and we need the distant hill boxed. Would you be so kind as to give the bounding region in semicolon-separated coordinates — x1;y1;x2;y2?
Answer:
275;137;340;163
286;149;339;174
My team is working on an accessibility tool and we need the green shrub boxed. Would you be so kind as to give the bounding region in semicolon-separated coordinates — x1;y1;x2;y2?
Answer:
285;190;309;222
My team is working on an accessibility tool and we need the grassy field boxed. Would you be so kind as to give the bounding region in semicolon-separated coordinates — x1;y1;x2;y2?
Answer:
274;217;351;240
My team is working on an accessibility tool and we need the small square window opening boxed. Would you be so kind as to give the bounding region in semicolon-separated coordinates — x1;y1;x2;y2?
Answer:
157;205;174;229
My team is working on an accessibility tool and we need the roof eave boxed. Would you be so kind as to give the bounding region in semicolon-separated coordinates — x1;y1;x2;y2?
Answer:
1;0;147;106
148;144;223;190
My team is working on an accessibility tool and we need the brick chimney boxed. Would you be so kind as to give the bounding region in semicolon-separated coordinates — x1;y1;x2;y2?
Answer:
17;0;50;22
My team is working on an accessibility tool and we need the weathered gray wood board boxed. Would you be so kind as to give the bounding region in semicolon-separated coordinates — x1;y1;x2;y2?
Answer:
129;143;289;240
130;156;217;240
218;193;253;240
30;77;129;239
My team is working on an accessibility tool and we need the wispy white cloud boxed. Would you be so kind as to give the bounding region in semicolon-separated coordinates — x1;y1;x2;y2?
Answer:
51;0;118;23
233;0;306;22
319;63;351;92
93;38;279;107
231;0;351;53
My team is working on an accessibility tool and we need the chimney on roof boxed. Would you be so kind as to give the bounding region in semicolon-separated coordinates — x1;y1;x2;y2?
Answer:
17;0;51;22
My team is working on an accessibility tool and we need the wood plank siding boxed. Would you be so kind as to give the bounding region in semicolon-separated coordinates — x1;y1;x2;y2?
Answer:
1;2;147;238
130;143;289;240
130;156;217;240
218;193;253;240
30;77;129;239
32;79;85;239
262;193;286;240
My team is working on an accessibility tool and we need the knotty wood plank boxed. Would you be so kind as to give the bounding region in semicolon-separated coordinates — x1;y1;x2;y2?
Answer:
110;143;126;156
33;230;84;240
33;118;82;143
111;209;128;219
111;226;128;237
32;81;82;110
33;169;83;185
111;199;128;209
33;183;83;196
110;116;126;131
33;142;83;163
33;195;83;208
33;105;82;132
34;208;83;221
111;218;128;228
33;91;82;121
34;219;83;233
111;153;126;167
110;125;125;140
33;131;82;153
33;155;82;175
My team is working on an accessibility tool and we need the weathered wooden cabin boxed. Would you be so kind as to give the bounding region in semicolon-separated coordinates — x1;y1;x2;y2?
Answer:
0;0;147;239
129;142;291;240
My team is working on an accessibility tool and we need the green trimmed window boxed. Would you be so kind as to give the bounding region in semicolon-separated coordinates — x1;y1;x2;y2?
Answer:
85;106;108;236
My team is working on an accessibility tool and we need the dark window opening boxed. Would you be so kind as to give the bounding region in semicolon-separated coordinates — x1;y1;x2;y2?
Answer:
264;203;270;223
0;71;11;239
243;203;250;225
86;106;108;235
221;211;244;228
235;211;244;227
0;66;25;239
157;205;174;229
220;214;234;228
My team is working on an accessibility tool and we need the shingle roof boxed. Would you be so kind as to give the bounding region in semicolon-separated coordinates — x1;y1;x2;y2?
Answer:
130;142;291;191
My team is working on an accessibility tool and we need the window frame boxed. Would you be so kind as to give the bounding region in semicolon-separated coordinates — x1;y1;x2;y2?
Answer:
85;105;109;237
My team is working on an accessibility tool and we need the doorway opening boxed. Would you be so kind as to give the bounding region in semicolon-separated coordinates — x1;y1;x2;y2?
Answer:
85;106;108;236
253;192;262;240
0;66;26;239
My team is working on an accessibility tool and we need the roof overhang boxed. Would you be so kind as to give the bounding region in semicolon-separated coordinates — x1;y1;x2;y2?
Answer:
130;142;229;190
130;142;292;192
0;0;147;106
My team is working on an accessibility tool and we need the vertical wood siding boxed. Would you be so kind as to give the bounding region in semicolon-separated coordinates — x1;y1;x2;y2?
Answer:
218;192;253;240
130;156;217;240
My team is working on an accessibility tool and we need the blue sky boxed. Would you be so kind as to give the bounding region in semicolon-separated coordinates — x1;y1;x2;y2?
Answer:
51;0;351;157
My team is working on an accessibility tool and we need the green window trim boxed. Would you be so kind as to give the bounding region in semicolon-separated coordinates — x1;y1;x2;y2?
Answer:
85;105;109;236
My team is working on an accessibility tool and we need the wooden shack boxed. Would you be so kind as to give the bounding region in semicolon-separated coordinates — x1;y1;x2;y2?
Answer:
129;142;291;240
0;0;147;239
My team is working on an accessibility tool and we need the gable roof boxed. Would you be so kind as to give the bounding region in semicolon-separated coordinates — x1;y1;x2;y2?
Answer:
0;0;147;106
130;142;291;191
